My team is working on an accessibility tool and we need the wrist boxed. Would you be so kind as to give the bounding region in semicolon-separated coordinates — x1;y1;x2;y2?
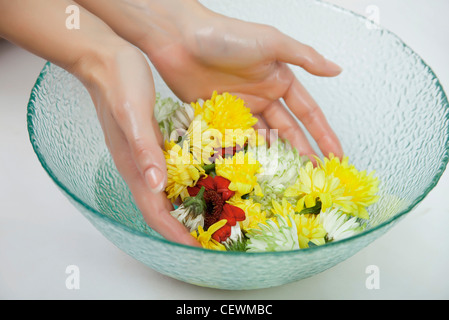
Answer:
70;38;136;95
130;0;212;55
75;0;210;56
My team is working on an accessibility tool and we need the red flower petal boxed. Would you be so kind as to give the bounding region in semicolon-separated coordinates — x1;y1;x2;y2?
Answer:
221;204;246;226
214;175;230;189
197;175;216;190
212;224;231;243
187;186;201;197
214;176;235;201
187;176;215;197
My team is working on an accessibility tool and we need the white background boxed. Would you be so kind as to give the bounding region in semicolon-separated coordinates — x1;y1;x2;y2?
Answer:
1;0;449;299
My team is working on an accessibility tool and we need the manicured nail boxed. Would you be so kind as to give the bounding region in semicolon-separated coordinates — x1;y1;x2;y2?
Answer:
145;167;166;194
325;59;343;74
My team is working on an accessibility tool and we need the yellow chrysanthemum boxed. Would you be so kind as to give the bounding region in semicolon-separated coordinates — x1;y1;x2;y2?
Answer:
292;214;326;249
191;219;227;251
164;140;206;202
316;154;379;219
228;196;268;231
270;198;326;249
215;151;263;196
284;161;349;213
222;127;266;148
185;114;220;164
192;91;258;147
270;198;295;219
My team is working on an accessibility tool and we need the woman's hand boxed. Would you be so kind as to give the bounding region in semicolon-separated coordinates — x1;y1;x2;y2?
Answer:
143;5;344;158
0;0;200;247
76;45;200;246
77;0;344;158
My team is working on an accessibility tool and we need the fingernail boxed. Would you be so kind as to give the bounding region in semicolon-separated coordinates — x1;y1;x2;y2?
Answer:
325;59;343;74
145;167;166;194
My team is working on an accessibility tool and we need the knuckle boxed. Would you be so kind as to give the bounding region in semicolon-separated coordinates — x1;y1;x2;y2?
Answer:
302;45;326;66
132;137;151;161
303;108;320;124
110;102;129;124
266;25;280;36
303;44;318;57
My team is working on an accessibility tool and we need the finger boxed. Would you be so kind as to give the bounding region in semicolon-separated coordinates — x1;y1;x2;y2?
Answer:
133;180;201;247
253;114;270;144
253;114;270;132
227;93;276;146
107;48;167;194
269;28;342;77
262;100;317;157
104;113;200;247
111;97;168;194
253;114;281;147
283;77;343;158
152;115;164;147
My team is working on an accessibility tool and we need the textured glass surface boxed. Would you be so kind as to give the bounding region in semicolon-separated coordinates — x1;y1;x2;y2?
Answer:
27;0;449;289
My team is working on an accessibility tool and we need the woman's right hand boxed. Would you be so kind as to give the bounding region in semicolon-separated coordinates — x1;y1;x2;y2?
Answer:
0;0;200;247
74;44;201;247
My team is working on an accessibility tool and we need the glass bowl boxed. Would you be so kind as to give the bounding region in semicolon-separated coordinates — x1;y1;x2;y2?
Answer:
27;0;449;290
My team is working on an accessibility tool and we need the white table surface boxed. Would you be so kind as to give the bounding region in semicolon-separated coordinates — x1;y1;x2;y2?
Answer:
1;0;449;300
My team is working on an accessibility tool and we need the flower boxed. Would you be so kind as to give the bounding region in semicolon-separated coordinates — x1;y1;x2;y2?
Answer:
154;93;181;123
192;91;258;143
319;208;365;242
270;197;296;219
209;200;246;243
154;94;195;142
191;219;228;251
292;214;326;249
248;139;304;212
246;215;299;252
215;151;263;196
164;140;206;202
269;198;326;248
188;175;235;201
171;103;196;132
284;161;349;213
188;176;245;243
170;186;207;232
227;196;268;231
185;115;219;164
220;127;265;149
170;204;204;233
316;154;379;219
157;90;381;252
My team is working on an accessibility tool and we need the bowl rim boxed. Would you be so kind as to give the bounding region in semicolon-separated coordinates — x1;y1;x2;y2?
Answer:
27;0;449;256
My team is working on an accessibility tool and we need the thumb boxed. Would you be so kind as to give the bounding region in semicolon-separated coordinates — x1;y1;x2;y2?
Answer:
112;98;167;194
130;111;167;194
111;49;167;194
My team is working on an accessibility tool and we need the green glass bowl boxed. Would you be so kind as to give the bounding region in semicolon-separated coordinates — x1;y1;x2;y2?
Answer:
27;0;449;290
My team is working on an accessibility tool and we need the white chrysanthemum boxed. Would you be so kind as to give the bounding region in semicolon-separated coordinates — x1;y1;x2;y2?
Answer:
319;208;365;242
170;103;195;131
228;223;244;244
170;204;204;233
246;215;299;252
154;93;196;142
248;139;304;212
154;93;181;123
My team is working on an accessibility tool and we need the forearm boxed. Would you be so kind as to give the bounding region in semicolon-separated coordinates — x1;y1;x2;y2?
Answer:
0;0;128;79
72;0;208;56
